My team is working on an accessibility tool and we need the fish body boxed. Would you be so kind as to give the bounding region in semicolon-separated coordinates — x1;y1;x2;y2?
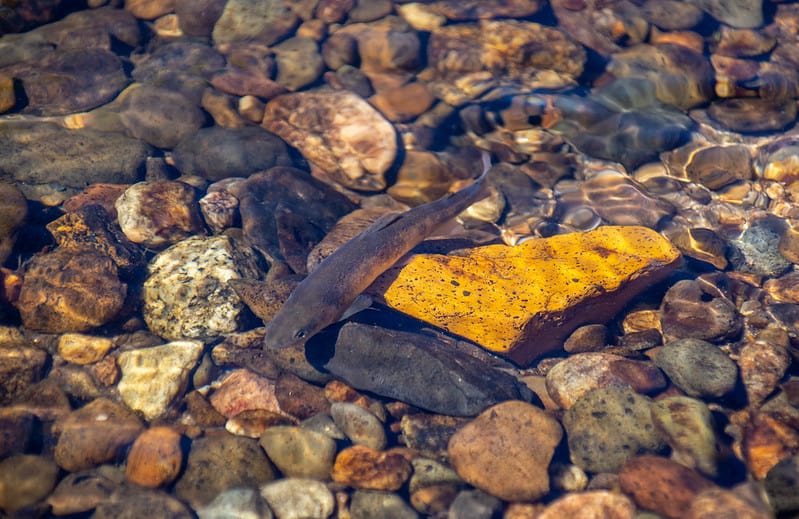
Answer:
263;154;492;350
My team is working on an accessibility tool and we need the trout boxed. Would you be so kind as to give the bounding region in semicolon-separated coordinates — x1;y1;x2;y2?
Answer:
263;153;492;350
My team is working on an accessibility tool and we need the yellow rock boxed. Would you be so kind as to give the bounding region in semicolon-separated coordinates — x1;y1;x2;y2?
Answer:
369;226;681;365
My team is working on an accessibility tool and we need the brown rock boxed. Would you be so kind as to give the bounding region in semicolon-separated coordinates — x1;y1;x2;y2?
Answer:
16;248;126;333
115;181;205;249
545;352;666;409
738;329;791;406
226;409;296;438
331;445;413;491
209;368;282;418
58;333;114;365
448;400;563;501
0;346;48;405
315;0;354;23
53;397;145;471
175;0;226;37
399;413;468;460
538;490;635;519
47;469;119;516
211;0;298;46
125;0;176;19
424;0;542;20
0;74;14;113
125;427;183;487
687;487;772;519
410;483;459;515
262;89;397;191
275;373;330;420
90;355;120;387
370;81;435;122
184;390;227;428
660;279;742;342
619;455;716;519
742;409;799;479
62;184;129;219
0;454;59;513
0;409;34;458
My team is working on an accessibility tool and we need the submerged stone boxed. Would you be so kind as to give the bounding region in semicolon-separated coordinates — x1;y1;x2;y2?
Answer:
369;226;681;365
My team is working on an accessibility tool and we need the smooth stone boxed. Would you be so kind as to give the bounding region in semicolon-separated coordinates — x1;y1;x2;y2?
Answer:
209;369;282;418
688;0;763;28
197;487;272;519
742;406;799;480
370;226;681;365
93;487;193;519
117;341;203;421
172;126;292;181
46;469;119;516
579;169;677;226
46;204;145;272
330;401;387;451
262;89;397;191
410;483;459;515
764;454;799;515
545;352;666;409
331;445;412;491
131;40;225;102
0;410;34;457
538;490;635;519
641;0;704;30
115;181;205;249
274;373;330;420
212;0;298;46
0;347;48;405
651;396;719;477
175;0;226;37
654;338;739;398
563;324;609;353
369;81;435;123
708;97;796;133
0;121;149;188
0;73;14;113
688;487;772;518
334;17;420;79
660;279;742;342
1;48;128;115
728;225;792;277
350;490;419;519
227;409;296;438
28;6;141;50
619;455;716;519
409;458;462;493
175;434;276;509
0;182;27;265
125;0;176;19
259;425;337;480
448;400;562;502
125;426;184;487
80;83;205;148
327;323;524;416
738;329;791;406
259;478;334;519
16;248;126;333
239;166;357;261
58;333;114;365
563;386;664;473
53;397;145;471
273;37;324;91
142;235;263;340
448;489;502;519
0;454;59;513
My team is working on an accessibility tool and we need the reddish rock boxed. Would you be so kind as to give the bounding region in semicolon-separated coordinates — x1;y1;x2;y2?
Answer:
742;409;799;479
369;81;435;122
125;426;183;487
738;329;791;406
331;445;412;491
619;455;716;519
274;373;330;420
209;369;282;418
448;400;563;501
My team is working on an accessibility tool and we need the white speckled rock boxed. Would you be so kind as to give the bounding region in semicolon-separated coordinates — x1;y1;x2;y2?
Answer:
197;487;273;519
117;341;203;421
143;235;264;340
260;478;334;519
330;401;387;451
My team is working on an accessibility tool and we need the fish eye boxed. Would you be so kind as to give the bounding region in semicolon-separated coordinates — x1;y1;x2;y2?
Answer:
294;329;307;340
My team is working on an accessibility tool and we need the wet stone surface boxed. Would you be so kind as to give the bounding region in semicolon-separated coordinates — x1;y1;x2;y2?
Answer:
2;1;799;517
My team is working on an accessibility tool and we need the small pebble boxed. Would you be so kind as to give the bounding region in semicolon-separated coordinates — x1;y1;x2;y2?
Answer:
259;478;334;519
125;426;184;487
410;483;459;515
537;490;635;519
47;469;119;516
764;454;799;515
448;489;503;519
651;396;719;477
654;338;739;398
259;425;337;480
196;487;271;519
738;329;791;406
660;280;742;342
330;401;387;451
331;445;412;491
350;489;419;519
688;487;772;519
209;368;282;418
58;333;114;365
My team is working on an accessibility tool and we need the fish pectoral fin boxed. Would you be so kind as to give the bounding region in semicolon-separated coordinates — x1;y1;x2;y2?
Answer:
340;294;373;320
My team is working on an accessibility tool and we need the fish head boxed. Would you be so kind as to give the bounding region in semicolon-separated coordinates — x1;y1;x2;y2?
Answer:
263;305;336;350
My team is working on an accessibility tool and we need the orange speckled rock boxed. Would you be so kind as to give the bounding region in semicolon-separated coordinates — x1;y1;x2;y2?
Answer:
125;426;183;487
369;226;681;365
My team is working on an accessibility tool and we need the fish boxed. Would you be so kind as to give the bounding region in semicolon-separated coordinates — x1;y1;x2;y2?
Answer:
263;152;493;350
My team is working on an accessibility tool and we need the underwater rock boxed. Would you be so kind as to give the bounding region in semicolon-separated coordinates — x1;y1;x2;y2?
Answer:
211;0;297;46
326;323;524;416
580;170;676;226
273;36;324;92
654;338;739;398
0;183;27;266
0;455;59;513
259;426;337;480
370;226;681;365
262;89;397;191
660;279;742;343
708;97;797;133
142;235;263;340
125;426;184;487
688;0;763;29
259;478;335;519
650;396;719;477
331;445;412;491
16;248;126;333
239;167;356;261
172;126;292;181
